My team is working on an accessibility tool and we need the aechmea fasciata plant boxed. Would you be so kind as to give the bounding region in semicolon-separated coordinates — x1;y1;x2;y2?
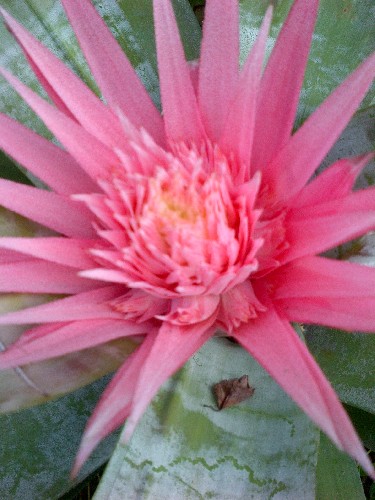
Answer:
0;0;374;478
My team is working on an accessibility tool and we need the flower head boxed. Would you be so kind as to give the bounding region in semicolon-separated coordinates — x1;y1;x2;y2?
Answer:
0;0;374;477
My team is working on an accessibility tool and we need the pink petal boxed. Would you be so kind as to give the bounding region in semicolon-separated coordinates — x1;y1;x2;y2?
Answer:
284;188;375;261
0;113;96;194
73;194;122;231
291;153;373;208
96;230;128;249
0;8;128;150
264;51;375;201
188;60;199;94
111;289;169;322
61;0;165;146
220;7;272;174
5;39;75;121
233;305;374;478
25;56;76;119
153;0;205;144
0;286;124;324
277;297;375;333
219;280;266;333
198;0;239;141
159;294;220;325
0;178;95;238
0;260;100;294
0;319;149;369
252;0;319;172
0;249;28;264
79;268;131;285
123;316;216;440
0;68;118;181
272;257;375;331
72;332;156;477
0;237;97;269
272;256;375;299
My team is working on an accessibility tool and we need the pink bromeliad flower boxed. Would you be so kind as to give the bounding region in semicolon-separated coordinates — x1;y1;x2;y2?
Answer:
0;0;374;477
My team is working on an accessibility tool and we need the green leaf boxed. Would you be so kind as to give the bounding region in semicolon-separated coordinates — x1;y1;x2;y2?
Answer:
316;433;365;500
327;105;375;160
0;375;120;500
239;0;375;118
94;338;320;499
344;405;375;451
0;331;138;413
0;150;32;185
306;328;375;415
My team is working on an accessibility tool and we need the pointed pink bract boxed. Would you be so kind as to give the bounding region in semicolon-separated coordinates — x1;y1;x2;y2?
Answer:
272;256;375;299
279;296;375;333
72;332;156;476
0;319;148;369
220;6;272;173
291;154;373;208
0;68;118;181
252;0;319;172
264;51;375;200
0;113;96;194
0;260;100;294
124;317;216;440
153;0;205;144
0;286;124;324
0;178;95;238
285;188;375;262
0;237;96;269
198;0;239;141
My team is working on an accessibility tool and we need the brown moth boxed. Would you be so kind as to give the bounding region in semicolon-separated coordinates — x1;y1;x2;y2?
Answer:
213;374;255;410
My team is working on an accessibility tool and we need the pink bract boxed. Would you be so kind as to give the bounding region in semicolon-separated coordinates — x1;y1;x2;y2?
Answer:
0;0;374;478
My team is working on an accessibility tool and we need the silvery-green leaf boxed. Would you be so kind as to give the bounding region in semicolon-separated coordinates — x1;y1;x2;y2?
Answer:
306;328;375;415
0;327;138;413
94;338;320;499
0;375;120;500
315;433;365;500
